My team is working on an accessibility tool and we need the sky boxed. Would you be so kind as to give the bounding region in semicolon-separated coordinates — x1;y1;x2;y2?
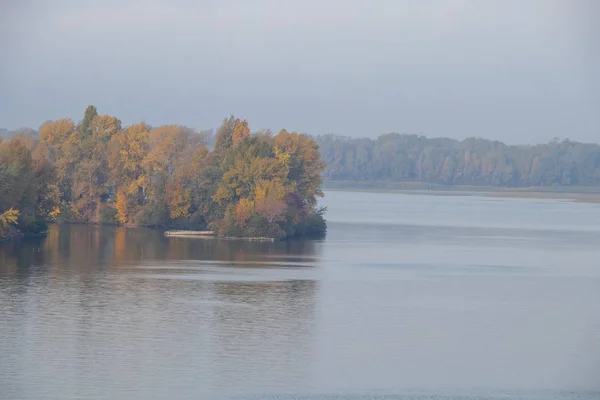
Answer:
1;0;599;144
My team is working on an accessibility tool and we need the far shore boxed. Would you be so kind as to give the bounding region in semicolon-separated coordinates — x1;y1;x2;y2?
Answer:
322;181;600;203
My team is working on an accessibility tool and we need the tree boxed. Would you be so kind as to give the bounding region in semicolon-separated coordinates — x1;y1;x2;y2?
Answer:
108;122;152;222
90;114;121;143
213;115;239;154
234;198;254;227
232;119;250;145
0;135;59;237
165;178;192;220
115;189;129;225
255;196;286;224
274;130;324;207
39;119;78;203
31;145;60;220
81;105;98;137
211;128;325;237
0;138;36;226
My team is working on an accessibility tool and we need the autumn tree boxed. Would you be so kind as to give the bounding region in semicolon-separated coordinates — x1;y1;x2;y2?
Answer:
274;130;324;206
255;196;286;224
0;136;59;238
115;189;129;225
213;115;240;154
39;118;79;206
213;138;290;206
0;138;36;225
38;109;121;222
232;119;250;146
30;140;60;220
142;125;207;227
108;122;151;223
90;114;121;143
213;128;325;238
234;198;254;227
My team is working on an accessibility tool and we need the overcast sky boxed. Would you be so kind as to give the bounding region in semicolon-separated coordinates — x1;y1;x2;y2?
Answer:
1;0;598;143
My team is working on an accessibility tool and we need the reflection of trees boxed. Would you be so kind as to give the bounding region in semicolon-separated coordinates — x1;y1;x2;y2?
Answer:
0;233;45;277
1;225;322;278
163;236;320;265
0;224;322;395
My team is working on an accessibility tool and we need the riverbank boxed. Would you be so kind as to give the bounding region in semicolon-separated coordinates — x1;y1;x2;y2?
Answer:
322;181;600;203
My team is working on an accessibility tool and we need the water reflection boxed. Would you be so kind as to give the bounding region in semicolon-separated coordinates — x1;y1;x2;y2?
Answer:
2;191;600;399
0;223;321;275
0;224;320;399
210;280;317;392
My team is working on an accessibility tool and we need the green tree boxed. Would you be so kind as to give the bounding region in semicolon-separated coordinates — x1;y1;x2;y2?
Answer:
81;105;98;137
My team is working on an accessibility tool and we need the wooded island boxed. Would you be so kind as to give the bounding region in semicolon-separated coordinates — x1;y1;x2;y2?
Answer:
0;106;326;240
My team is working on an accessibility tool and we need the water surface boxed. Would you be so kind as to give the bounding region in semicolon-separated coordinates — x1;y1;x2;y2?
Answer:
1;191;599;399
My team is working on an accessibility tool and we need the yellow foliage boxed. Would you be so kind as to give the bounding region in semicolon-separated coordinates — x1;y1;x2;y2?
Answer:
232;120;250;146
145;125;193;176
49;206;61;219
274;145;291;174
0;208;20;237
115;189;129;224
39;119;76;147
254;178;292;202
273;129;324;205
234;198;254;226
15;109;326;238
0;208;19;225
110;122;151;179
166;182;192;220
90;114;121;143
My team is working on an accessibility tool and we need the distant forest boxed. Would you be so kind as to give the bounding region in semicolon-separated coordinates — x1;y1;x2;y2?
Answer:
316;134;600;188
4;122;600;190
0;128;37;140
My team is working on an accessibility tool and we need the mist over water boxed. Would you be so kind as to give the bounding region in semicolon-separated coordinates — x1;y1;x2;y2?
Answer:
1;191;599;400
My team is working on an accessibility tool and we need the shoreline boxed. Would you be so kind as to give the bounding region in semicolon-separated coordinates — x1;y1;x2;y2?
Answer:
322;182;600;203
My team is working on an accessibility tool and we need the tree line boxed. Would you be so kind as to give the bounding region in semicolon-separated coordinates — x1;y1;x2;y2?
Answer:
0;107;326;240
316;133;600;187
4;110;600;239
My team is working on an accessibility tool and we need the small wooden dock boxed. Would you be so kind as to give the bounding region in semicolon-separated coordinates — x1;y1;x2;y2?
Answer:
164;230;276;242
164;230;215;237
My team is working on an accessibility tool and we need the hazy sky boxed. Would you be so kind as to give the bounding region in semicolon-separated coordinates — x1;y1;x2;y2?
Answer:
1;0;599;143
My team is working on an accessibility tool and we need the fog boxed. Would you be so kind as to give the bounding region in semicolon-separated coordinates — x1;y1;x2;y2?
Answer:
1;0;599;144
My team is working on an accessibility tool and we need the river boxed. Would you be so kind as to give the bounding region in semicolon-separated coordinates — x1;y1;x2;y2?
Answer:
1;190;599;400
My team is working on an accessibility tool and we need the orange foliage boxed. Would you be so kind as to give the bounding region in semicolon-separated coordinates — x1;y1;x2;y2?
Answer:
255;196;287;224
234;198;254;226
115;189;129;224
232;120;250;146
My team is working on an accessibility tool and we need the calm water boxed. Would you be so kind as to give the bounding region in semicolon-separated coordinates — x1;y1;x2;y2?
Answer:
1;191;599;400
